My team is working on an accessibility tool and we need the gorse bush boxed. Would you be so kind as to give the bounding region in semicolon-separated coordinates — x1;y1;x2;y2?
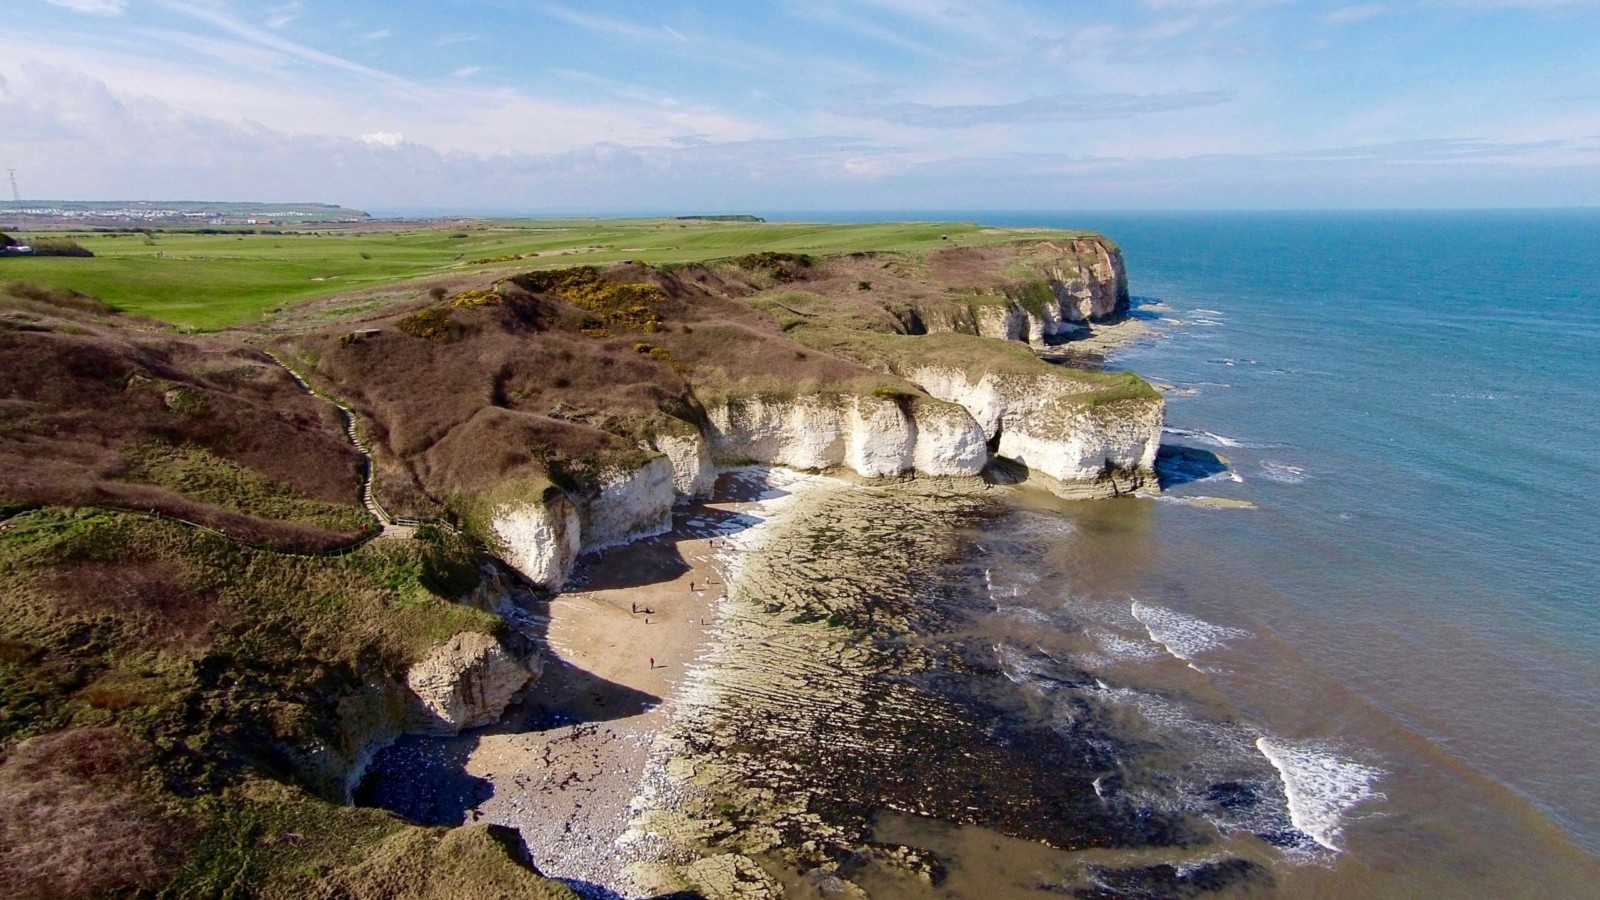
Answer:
732;252;813;281
518;267;666;337
396;307;459;340
449;287;503;309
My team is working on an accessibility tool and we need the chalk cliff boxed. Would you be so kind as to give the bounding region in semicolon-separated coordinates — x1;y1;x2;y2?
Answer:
704;392;986;479
905;237;1130;345
491;486;583;591
406;631;542;734
904;365;1160;497
578;454;678;552
300;234;1158;592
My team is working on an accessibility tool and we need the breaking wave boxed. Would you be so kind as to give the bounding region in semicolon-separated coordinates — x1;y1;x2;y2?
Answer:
1256;737;1386;852
1131;600;1250;662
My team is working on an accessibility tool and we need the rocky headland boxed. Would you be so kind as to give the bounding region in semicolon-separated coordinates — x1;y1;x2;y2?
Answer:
280;237;1162;594
0;228;1163;898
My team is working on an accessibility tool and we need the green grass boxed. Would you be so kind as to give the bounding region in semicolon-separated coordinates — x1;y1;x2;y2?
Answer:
120;442;372;536
0;508;544;894
0;219;1097;330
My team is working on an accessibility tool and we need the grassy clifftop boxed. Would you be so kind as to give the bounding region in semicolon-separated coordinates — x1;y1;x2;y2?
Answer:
1;219;1102;329
1;220;1145;897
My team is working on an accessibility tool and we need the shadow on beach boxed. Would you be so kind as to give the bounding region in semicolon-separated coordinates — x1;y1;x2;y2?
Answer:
354;468;784;829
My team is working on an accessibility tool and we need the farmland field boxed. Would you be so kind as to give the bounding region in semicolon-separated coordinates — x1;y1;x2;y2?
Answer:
0;219;1091;329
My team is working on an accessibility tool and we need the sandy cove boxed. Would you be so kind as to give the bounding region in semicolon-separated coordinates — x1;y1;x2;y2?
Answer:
439;470;820;891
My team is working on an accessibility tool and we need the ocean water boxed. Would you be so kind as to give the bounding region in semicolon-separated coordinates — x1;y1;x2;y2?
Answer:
940;210;1600;894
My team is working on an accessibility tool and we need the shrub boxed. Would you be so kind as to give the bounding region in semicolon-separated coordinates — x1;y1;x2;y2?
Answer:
1;281;114;316
26;240;94;258
449;288;503;309
396;307;460;341
732;251;813;280
515;267;666;337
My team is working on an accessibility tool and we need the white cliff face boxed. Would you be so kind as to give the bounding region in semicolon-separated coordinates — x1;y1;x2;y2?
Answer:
706;393;985;480
406;631;541;734
1024;297;1076;344
915;239;1128;346
974;304;1028;342
905;367;1054;440
654;432;717;501
905;365;1161;499
579;455;677;552
707;396;845;471
491;492;581;589
846;395;916;477
999;397;1162;497
910;397;990;476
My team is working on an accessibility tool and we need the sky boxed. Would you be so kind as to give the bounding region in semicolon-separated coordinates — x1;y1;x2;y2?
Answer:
2;0;1599;212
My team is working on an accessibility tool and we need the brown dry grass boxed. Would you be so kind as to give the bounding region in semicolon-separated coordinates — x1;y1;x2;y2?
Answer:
291;263;890;516
0;284;368;550
0;728;190;899
45;558;228;649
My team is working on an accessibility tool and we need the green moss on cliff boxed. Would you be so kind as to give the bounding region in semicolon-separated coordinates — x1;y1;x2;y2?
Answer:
784;324;1156;403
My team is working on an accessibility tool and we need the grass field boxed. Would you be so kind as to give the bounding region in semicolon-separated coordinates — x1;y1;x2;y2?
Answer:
0;219;1091;329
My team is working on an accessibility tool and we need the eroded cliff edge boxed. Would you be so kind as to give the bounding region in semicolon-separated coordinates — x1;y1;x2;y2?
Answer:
283;236;1161;591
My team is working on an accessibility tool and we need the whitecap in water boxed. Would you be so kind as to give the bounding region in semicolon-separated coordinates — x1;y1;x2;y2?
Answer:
1258;461;1308;484
1131;600;1250;662
1255;737;1386;852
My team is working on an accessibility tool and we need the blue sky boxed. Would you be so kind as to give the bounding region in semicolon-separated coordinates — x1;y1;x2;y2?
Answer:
2;0;1599;211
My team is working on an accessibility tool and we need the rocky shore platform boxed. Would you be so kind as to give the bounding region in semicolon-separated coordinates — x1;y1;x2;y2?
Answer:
358;463;1267;900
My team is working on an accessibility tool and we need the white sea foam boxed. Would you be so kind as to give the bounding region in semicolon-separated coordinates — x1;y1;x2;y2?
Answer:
1088;628;1165;661
1255;737;1386;852
1131;600;1249;662
994;605;1053;626
1153;495;1258;510
1163;426;1244;448
1259;461;1308;484
983;566;1040;602
996;643;1058;687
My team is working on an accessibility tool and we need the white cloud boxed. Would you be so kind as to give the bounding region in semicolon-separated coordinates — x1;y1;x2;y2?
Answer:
265;2;302;30
1324;4;1388;24
40;0;126;13
361;29;393;42
151;0;412;89
361;131;405;148
451;66;482;78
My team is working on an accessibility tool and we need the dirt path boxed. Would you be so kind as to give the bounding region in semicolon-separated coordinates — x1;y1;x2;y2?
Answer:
262;351;415;539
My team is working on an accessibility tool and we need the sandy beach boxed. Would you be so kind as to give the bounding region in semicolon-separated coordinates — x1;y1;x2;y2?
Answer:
425;470;814;891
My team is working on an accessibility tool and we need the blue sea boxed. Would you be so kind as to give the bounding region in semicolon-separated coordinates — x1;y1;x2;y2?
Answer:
783;209;1600;893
